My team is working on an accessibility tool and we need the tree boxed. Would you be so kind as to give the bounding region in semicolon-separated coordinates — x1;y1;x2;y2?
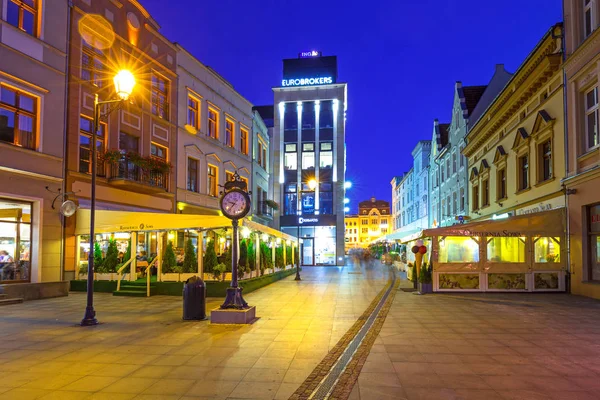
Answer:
239;239;248;276
275;245;284;269
260;242;272;275
203;239;218;274
123;239;131;264
103;238;119;273
247;238;256;273
93;242;103;272
163;241;177;273
286;245;292;265
182;238;197;273
223;244;232;272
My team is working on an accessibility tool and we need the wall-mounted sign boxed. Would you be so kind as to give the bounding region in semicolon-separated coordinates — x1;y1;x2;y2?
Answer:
516;197;565;216
299;50;321;58
465;230;523;237
298;217;319;224
282;77;333;87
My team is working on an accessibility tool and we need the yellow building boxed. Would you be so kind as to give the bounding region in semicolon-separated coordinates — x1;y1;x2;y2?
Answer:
455;23;565;292
344;215;360;253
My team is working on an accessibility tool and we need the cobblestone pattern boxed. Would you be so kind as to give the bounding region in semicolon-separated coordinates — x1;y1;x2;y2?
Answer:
327;279;401;400
289;271;394;400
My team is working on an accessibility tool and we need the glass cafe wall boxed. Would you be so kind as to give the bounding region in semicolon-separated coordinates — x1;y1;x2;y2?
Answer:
426;210;566;292
0;198;32;282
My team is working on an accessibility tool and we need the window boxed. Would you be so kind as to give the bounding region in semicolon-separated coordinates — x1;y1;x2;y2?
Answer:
452;151;457;174
0;86;37;150
302;143;315;169
362;228;368;234
7;0;38;36
0;198;32;282
441;164;445;182
207;165;217;197
79;116;106;174
539;140;552;182
518;154;529;191
438;236;480;263
585;87;598;151
320;182;333;214
151;143;167;161
240;128;248;155
584;0;596;38
446;196;451;218
460;188;465;211
225;119;234;147
459;145;465;168
81;41;104;87
320;142;333;168
361;219;368;225
446;159;450;178
534;237;560;263
119;132;139;153
226;171;234;182
381;219;388;225
472;185;479;211
208;108;218;139
187;158;198;192
482;179;489;207
452;192;457;215
284;183;297;215
284;143;297;170
487;237;526;263
151;73;169;119
371;219;377;224
497;168;507;200
187;95;200;129
589;204;600;280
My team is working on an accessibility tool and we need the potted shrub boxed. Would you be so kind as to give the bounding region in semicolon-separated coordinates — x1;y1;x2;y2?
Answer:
239;239;248;279
180;238;198;281
408;262;417;287
92;242;104;280
247;238;256;278
203;239;218;281
419;262;433;294
161;241;179;281
275;245;284;270
100;149;122;165
260;242;272;275
213;262;227;281
265;199;279;211
286;244;292;268
222;244;233;281
97;238;119;280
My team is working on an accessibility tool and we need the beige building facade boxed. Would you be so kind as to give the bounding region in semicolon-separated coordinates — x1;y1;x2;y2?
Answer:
0;0;69;285
564;0;600;299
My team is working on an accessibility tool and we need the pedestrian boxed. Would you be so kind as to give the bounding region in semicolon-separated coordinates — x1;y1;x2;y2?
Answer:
0;250;13;263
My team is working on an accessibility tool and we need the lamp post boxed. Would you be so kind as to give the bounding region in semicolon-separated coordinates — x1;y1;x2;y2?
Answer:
81;70;136;327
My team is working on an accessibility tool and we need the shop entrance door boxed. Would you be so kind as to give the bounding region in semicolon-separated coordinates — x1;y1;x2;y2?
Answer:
302;238;314;266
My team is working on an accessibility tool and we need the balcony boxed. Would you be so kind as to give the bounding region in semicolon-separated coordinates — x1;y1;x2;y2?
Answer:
257;201;276;218
107;153;169;194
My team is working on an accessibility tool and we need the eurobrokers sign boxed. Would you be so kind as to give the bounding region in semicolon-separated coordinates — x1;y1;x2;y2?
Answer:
282;76;333;87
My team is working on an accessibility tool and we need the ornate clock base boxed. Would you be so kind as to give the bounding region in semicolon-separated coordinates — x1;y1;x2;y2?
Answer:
220;287;249;309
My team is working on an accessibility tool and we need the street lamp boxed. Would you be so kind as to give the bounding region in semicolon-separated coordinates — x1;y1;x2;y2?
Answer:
81;69;136;327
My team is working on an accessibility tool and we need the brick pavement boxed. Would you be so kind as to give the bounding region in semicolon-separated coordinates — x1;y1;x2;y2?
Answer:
352;291;600;400
0;262;388;400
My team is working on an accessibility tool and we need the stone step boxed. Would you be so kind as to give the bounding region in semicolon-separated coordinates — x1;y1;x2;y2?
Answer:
113;290;153;297
0;298;24;306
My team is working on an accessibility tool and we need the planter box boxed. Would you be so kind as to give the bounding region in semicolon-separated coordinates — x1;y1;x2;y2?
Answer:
161;273;180;282
95;273;114;281
420;282;433;294
180;273;197;282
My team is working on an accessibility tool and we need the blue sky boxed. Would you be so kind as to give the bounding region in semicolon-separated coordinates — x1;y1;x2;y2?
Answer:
141;0;563;212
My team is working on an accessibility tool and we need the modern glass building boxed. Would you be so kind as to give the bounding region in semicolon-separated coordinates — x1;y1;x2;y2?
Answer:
272;53;347;266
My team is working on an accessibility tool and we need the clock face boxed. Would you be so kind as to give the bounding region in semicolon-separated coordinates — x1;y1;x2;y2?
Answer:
221;190;250;219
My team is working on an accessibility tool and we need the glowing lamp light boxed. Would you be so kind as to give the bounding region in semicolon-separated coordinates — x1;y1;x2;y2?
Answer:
344;207;350;213
344;181;352;189
167;232;175;240
242;228;251;239
276;238;282;244
262;234;269;242
219;237;226;244
343;198;350;204
308;179;317;190
286;240;291;245
113;70;136;100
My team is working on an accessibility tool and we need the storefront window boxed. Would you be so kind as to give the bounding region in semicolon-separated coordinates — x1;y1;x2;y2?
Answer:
533;237;560;263
438;236;479;263
0;199;32;282
487;237;526;263
314;226;336;265
589;204;600;281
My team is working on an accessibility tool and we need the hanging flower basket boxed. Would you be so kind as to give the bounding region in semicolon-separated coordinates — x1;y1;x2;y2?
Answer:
265;199;279;210
100;149;122;165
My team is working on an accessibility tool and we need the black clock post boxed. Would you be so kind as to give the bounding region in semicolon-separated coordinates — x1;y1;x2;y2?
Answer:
211;171;256;324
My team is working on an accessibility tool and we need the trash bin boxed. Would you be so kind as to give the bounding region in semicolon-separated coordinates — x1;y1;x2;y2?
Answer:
182;276;207;320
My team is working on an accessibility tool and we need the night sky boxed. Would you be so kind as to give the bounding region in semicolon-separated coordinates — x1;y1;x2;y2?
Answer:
141;0;562;213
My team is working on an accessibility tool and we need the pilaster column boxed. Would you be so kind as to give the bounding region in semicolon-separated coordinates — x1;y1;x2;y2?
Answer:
255;233;261;276
314;101;321;214
198;231;205;277
297;101;303;214
130;231;137;282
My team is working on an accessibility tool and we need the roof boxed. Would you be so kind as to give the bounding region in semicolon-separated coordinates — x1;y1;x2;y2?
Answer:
253;105;274;128
358;199;390;209
463;85;487;116
439;123;450;147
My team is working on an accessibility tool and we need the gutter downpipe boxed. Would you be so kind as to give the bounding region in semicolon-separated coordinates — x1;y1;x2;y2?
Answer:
558;18;571;293
60;1;73;282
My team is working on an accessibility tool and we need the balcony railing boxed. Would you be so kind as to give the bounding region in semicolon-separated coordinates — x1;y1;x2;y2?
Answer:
109;154;168;191
258;201;273;218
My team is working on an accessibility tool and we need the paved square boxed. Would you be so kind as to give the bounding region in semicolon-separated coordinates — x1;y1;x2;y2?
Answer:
0;265;387;400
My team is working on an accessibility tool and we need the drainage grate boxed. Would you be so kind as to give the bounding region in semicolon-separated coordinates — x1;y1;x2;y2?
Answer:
308;270;397;400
